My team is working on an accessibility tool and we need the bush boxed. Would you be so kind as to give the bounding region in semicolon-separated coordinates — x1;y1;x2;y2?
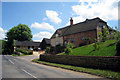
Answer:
16;48;33;55
67;42;75;49
55;44;65;54
64;47;72;55
116;40;120;56
13;52;21;56
93;39;99;50
45;47;50;54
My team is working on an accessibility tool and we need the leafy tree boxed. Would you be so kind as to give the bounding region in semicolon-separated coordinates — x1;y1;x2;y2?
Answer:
115;26;120;41
93;39;99;50
5;24;32;55
116;39;120;56
98;28;110;42
6;24;32;41
64;47;72;55
64;42;73;55
102;28;110;41
66;42;75;49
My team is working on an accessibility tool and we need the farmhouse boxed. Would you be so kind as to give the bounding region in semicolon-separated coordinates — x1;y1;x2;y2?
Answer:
51;17;113;47
14;40;40;51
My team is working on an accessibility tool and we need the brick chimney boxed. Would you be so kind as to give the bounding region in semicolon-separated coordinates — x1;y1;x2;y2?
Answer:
70;17;73;25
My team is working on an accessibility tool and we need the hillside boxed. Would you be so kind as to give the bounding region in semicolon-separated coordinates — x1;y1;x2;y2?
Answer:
59;39;117;56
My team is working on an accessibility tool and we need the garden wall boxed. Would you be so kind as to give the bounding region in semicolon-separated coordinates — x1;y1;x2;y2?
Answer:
40;54;120;71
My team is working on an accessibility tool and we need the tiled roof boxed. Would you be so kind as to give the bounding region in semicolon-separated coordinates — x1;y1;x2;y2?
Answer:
53;17;108;37
14;40;40;47
43;38;50;44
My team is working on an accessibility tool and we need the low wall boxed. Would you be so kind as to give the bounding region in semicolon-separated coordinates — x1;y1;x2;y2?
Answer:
40;54;120;71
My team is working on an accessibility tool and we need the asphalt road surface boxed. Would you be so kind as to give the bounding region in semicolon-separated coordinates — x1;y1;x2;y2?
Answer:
2;55;109;80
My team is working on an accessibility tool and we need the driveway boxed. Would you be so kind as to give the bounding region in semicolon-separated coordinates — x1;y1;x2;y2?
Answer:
16;51;45;61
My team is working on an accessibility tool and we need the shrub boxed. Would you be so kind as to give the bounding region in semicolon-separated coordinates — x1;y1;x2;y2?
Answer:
93;39;99;50
64;47;72;55
116;40;120;56
45;47;50;54
16;48;33;55
67;42;75;49
55;44;65;54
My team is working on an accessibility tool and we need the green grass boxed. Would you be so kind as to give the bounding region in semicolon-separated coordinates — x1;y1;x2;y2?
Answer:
59;39;117;56
32;59;120;79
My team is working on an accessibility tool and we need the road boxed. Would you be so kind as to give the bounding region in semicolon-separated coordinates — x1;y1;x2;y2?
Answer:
2;55;108;80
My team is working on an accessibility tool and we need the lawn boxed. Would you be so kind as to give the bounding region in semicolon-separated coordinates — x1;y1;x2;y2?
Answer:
59;39;117;56
32;59;120;79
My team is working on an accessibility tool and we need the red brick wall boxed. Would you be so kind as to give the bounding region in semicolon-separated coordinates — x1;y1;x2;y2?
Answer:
40;54;120;71
63;30;97;47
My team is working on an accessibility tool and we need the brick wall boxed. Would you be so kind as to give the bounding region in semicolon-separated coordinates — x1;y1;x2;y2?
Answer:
63;30;97;47
40;54;120;71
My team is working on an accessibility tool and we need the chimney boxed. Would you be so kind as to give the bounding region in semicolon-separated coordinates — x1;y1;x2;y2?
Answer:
70;17;73;25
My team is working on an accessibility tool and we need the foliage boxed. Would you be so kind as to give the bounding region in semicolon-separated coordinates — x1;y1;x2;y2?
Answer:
64;42;73;55
16;48;33;55
66;42;75;49
98;28;110;42
64;47;72;55
55;44;65;54
93;39;99;50
4;24;32;55
45;47;50;54
85;37;91;44
102;28;110;42
6;24;32;41
116;39;120;56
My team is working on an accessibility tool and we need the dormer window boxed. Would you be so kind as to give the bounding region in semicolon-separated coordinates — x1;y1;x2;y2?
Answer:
56;34;59;37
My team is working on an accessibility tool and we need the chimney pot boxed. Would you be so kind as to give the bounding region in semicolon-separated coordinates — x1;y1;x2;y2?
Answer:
70;17;73;25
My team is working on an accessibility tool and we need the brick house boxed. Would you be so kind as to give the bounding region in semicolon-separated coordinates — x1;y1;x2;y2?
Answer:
51;17;114;47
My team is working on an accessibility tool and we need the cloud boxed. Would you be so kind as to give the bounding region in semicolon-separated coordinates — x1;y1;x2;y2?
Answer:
0;27;7;40
71;0;118;24
42;18;47;21
33;31;52;42
46;10;62;24
31;22;55;31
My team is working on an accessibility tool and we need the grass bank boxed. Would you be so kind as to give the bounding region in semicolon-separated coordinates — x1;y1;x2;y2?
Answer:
59;40;116;56
32;59;120;79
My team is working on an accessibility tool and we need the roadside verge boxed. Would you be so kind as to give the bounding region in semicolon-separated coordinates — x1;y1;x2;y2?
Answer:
32;59;120;80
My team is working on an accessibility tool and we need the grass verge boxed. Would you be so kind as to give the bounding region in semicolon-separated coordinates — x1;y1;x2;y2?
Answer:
32;59;120;79
59;40;116;56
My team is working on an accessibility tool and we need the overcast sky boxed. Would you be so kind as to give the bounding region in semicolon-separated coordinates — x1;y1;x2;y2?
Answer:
0;0;119;41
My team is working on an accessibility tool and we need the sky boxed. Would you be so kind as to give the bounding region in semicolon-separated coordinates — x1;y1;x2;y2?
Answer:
0;0;119;42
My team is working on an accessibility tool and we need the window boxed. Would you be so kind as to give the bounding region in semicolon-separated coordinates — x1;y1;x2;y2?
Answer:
71;38;75;43
28;46;30;49
56;34;59;37
81;36;85;40
103;25;106;28
56;42;60;45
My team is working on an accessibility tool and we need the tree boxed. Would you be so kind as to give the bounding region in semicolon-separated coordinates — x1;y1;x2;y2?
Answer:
98;28;110;42
5;24;32;55
64;42;73;55
6;24;32;41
